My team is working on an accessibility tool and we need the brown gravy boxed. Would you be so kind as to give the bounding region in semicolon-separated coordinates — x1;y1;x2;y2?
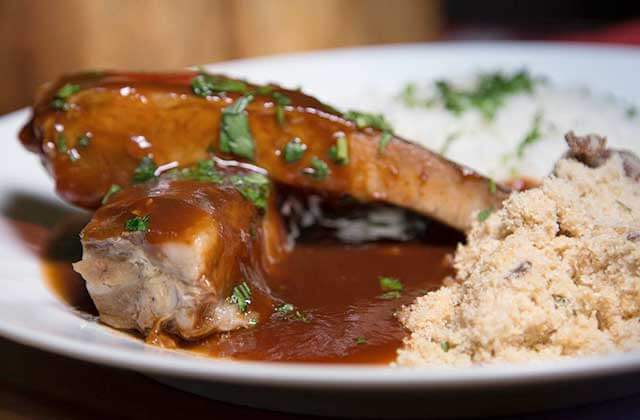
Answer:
43;217;458;364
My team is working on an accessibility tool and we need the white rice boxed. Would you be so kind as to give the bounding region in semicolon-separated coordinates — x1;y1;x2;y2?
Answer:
346;73;640;181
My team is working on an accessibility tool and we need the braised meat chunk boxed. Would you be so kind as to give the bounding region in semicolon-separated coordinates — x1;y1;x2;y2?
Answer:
73;164;285;340
21;71;506;231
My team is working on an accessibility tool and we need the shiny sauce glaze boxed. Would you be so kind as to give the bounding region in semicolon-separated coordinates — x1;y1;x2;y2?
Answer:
43;212;460;364
20;71;505;232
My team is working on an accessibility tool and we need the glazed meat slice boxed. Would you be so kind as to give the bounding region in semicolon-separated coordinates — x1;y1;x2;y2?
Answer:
73;166;285;340
21;71;506;231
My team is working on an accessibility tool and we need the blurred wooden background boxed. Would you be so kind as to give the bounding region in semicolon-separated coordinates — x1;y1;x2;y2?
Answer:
0;0;442;114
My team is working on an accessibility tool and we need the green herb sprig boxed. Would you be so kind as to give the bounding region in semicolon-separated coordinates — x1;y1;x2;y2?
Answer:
230;172;270;210
329;135;349;165
282;138;307;163
303;156;329;180
124;215;150;232
51;83;81;111
132;156;157;183
378;276;403;300
230;282;252;313
219;95;256;160
102;184;122;205
191;73;248;97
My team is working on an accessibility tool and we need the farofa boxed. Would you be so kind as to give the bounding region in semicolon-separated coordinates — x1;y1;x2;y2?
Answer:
396;154;640;366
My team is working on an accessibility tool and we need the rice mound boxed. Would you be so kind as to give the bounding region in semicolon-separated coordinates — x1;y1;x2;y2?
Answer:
396;154;640;366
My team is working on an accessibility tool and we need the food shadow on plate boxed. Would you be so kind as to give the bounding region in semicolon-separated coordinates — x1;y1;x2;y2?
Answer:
0;190;95;314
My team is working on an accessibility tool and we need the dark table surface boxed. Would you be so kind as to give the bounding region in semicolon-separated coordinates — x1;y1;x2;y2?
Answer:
1;335;639;420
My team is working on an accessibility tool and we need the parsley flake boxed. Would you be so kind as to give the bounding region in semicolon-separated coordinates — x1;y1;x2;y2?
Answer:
477;207;493;222
329;135;349;165
272;91;291;126
132;156;157;183
439;132;460;156
355;336;367;345
174;159;223;183
488;179;497;194
273;303;310;322
343;110;393;132
230;172;270;210
283;138;307;163
230;282;252;313
51;83;81;111
378;131;392;154
516;112;543;158
55;132;68;153
303;156;329;180
102;184;122;205
379;276;403;293
219;95;255;160
77;133;91;148
433;70;535;120
191;73;247;97
124;215;150;232
440;341;450;352
275;303;295;314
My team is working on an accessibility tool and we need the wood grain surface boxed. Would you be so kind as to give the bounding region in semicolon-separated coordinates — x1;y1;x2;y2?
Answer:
0;0;442;114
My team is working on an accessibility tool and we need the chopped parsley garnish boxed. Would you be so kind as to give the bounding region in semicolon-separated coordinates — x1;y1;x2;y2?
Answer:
488;179;497;194
170;159;269;209
230;172;270;210
51;83;81;111
255;85;274;95
378;276;403;299
272;91;291;125
343;110;393;132
55;132;68;153
329;135;349;165
303;156;329;180
400;82;420;107
477;207;493;222
282;138;307;163
219;95;255;160
77;133;91;148
230;282;252;313
516;112;543;158
354;336;367;345
124;215;150;232
273;303;310;322
102;184;122;204
132;156;157;183
275;303;295;314
406;70;535;120
439;132;460;156
379;276;403;292
175;159;223;183
191;73;247;97
343;111;393;155
378;131;392;154
440;341;450;352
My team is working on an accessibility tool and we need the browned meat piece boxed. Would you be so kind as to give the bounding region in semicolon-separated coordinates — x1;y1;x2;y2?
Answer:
20;71;506;231
563;131;640;181
73;164;285;340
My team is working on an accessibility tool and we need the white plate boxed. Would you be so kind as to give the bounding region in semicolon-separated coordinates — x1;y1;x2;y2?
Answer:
1;42;640;418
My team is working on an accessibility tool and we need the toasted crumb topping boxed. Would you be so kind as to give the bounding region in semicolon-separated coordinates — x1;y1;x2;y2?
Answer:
397;154;640;366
